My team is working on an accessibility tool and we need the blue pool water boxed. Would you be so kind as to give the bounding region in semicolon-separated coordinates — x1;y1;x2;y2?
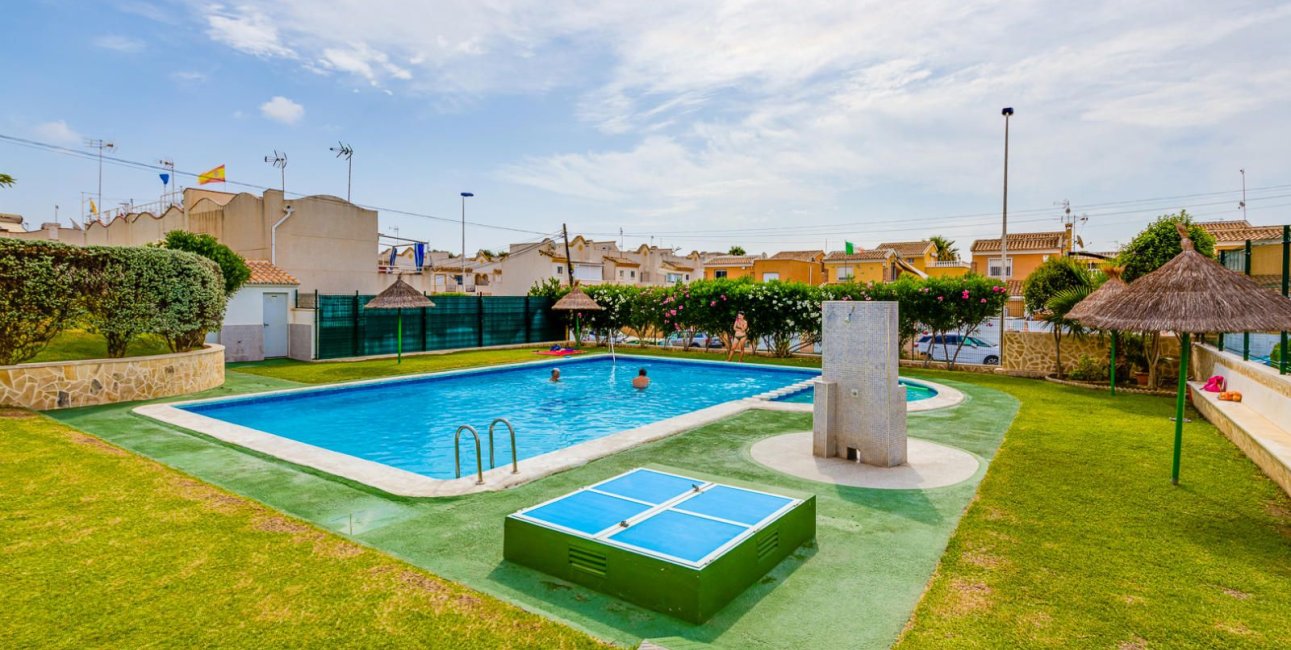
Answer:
774;378;938;404
183;356;818;479
516;468;796;565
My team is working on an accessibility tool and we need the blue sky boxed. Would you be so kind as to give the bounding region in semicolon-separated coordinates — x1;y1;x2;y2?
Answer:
3;0;1290;255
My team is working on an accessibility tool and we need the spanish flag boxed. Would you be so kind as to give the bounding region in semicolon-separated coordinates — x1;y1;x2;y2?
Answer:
198;164;226;185
89;199;98;215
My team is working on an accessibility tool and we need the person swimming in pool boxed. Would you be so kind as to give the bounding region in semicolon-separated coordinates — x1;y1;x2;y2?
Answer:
550;368;561;382
727;312;750;362
631;368;650;389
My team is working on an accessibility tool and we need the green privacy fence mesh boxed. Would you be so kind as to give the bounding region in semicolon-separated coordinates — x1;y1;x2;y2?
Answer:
315;294;564;359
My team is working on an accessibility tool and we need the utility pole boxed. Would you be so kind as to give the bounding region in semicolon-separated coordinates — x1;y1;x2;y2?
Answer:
85;138;115;221
562;223;575;287
330;142;354;202
1239;168;1247;221
460;192;474;291
999;107;1014;361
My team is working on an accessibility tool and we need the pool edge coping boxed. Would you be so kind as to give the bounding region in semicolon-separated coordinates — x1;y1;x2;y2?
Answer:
133;354;964;498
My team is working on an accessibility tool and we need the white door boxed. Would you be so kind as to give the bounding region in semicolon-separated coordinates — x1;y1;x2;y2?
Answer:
262;292;289;358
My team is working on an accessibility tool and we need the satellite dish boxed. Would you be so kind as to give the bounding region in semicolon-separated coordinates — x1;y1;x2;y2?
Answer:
1076;235;1085;249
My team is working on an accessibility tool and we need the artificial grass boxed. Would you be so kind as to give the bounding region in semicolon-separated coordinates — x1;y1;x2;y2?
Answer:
48;364;1015;649
228;347;555;384
0;408;605;649
895;373;1291;649
28;329;171;363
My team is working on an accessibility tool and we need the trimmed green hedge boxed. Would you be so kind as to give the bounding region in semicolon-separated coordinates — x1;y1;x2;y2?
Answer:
0;238;226;364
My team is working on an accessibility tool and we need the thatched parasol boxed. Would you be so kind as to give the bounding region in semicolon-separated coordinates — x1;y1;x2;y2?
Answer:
1074;224;1291;484
1066;267;1129;395
551;284;602;345
365;277;435;363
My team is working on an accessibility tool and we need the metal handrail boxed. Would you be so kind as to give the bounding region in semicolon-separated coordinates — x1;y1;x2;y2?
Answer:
489;418;519;474
453;425;484;485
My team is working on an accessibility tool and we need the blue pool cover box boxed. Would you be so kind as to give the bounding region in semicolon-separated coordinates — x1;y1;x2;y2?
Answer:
504;468;816;623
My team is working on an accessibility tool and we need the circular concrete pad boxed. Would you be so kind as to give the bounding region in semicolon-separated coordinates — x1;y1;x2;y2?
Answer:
750;432;980;490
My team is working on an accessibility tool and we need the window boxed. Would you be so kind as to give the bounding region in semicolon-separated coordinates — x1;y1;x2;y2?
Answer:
618;269;624;279
987;258;1013;279
666;272;683;283
684;274;690;281
630;270;636;279
555;265;564;277
836;266;855;280
762;272;780;281
715;270;728;279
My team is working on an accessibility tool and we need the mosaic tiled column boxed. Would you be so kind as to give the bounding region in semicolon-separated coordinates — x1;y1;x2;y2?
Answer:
812;301;907;467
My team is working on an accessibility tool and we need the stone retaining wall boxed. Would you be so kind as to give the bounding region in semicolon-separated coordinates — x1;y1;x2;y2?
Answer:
1002;331;1180;377
0;344;225;410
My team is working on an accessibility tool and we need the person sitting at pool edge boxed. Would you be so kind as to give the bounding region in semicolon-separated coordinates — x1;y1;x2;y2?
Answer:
631;368;650;390
550;368;561;382
727;312;750;362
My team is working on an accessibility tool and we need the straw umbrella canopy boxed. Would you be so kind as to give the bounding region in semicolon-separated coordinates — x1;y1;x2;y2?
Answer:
551;284;602;345
1073;224;1291;484
365;277;434;363
1066;267;1129;395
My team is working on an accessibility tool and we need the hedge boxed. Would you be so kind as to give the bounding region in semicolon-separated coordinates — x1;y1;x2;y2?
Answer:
531;274;1008;364
0;238;227;364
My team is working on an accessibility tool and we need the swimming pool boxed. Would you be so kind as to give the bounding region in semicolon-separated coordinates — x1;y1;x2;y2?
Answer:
178;356;819;480
773;378;938;404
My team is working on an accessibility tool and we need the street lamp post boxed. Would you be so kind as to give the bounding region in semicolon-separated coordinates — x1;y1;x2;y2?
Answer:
999;107;1014;363
85;138;115;221
460;192;474;292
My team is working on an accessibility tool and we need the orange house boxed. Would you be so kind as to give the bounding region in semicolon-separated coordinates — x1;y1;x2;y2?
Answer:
703;254;761;280
877;240;971;278
752;250;825;284
970;230;1069;316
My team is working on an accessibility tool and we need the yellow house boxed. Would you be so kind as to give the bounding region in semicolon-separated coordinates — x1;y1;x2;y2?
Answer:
823;249;925;284
876;240;971;278
753;250;825;284
970;230;1069;317
703;254;761;280
1199;220;1288;287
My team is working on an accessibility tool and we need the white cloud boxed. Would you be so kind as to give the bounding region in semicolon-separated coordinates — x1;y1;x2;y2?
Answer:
170;70;207;84
33;120;81;146
92;34;145;52
259;96;305;124
206;5;294;57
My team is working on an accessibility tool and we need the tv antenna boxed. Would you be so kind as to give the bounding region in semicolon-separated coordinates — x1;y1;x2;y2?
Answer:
1056;199;1088;251
264;150;288;193
158;158;176;204
329;141;354;202
1238;169;1247;220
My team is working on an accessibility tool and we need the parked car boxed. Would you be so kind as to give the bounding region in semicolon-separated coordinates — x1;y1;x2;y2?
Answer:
656;331;725;349
916;334;1000;365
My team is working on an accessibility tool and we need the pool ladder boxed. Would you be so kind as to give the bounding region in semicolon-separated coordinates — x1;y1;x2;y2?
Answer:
453;417;519;485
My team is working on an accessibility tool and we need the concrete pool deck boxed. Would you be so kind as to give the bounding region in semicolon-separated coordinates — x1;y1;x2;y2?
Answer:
49;365;1017;649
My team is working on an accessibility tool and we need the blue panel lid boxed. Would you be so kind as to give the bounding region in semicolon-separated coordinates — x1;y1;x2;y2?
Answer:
673;485;793;526
594;468;704;504
609;509;746;564
521;490;651;536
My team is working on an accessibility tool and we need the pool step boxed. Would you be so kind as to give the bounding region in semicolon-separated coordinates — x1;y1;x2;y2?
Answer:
755;378;818;401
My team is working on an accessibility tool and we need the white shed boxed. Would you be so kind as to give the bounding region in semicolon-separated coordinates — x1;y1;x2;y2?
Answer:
213;260;300;362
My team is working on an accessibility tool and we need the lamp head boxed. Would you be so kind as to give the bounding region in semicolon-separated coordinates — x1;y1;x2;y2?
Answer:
460;192;474;198
1001;107;1014;116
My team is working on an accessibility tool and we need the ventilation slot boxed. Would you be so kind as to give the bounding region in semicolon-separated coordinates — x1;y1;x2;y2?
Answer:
756;530;780;560
569;546;607;576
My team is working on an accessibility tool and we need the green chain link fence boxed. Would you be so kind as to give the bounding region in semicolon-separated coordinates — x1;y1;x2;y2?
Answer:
314;294;563;359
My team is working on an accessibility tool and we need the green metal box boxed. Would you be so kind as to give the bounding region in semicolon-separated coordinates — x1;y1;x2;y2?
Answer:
503;468;816;623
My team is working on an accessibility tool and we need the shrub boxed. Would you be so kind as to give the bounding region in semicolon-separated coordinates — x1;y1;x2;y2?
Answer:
151;250;226;352
0;239;87;364
161;230;250;296
1067;353;1106;382
81;247;176;357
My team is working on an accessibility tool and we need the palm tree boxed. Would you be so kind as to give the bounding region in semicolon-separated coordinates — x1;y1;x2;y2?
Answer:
1043;281;1102;379
0;173;15;188
929;235;958;261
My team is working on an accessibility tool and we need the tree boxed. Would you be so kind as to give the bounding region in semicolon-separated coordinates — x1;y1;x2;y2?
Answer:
728;246;746;256
1116;210;1215;282
1116;211;1216;387
161;230;250;296
0;173;14;188
929;235;958;261
1023;256;1092;378
82;247;172;357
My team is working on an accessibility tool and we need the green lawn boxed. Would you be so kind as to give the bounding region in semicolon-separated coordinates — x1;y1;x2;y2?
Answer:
895;373;1291;649
0;407;604;649
28;329;171;363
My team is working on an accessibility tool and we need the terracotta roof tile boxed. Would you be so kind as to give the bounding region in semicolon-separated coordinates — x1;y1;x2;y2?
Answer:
875;241;933;257
245;260;299;286
769;250;824;261
1197;220;1285;243
825;249;893;261
970;231;1066;253
705;255;761;266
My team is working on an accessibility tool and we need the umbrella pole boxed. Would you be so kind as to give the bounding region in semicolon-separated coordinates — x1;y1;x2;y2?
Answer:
397;308;403;364
1171;332;1191;485
1109;331;1117;396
